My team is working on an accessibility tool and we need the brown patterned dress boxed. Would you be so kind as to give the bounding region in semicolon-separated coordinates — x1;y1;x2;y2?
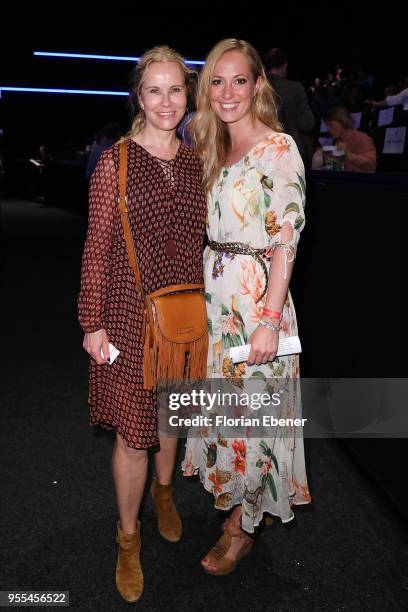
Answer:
78;140;206;449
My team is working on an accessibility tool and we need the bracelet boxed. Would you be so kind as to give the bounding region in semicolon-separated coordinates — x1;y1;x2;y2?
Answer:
258;319;281;332
262;308;282;322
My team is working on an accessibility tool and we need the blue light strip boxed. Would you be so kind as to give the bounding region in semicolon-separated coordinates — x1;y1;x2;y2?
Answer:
0;86;128;96
34;51;205;66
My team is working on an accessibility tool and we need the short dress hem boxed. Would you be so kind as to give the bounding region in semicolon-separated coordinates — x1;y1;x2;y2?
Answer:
78;140;207;450
89;417;160;452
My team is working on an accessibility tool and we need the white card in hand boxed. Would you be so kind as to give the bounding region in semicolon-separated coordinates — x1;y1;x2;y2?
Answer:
101;343;120;364
229;336;301;364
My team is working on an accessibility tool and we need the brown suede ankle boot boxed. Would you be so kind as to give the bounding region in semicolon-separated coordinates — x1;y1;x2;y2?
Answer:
151;477;182;542
116;521;143;602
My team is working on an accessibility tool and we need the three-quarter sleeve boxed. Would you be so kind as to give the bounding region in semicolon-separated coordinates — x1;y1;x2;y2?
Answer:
263;135;306;278
78;148;118;333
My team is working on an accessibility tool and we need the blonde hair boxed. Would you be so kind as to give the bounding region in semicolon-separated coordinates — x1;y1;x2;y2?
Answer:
121;45;197;142
190;39;282;193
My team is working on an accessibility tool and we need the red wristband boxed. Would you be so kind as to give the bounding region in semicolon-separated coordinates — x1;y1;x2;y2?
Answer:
262;308;282;321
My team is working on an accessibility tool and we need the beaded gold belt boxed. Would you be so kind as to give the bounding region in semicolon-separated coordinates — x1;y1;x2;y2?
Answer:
208;240;268;303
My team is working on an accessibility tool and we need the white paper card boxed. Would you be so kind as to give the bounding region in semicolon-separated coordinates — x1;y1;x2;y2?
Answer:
378;107;394;127
229;336;302;364
383;127;406;154
352;112;362;128
101;343;120;364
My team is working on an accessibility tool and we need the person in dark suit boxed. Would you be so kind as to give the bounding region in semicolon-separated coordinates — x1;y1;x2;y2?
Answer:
264;48;315;165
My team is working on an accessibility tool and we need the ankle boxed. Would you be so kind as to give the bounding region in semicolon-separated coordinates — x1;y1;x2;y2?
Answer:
118;520;138;535
227;515;242;533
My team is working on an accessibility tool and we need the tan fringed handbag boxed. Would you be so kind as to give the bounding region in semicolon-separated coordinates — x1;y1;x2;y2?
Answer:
117;141;208;390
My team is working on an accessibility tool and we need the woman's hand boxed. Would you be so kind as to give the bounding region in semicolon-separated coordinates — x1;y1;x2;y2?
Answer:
247;325;279;366
336;141;347;152
83;328;110;364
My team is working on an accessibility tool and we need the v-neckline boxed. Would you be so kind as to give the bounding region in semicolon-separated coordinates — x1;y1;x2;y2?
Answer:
223;132;277;169
129;138;183;163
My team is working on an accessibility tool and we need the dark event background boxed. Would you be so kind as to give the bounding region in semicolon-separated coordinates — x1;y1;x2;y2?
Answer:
1;5;406;482
0;4;405;157
1;3;407;492
1;5;408;608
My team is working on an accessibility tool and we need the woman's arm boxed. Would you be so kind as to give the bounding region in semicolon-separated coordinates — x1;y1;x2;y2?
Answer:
247;223;296;366
78;148;118;363
344;147;377;171
337;136;377;172
368;99;388;109
247;136;306;366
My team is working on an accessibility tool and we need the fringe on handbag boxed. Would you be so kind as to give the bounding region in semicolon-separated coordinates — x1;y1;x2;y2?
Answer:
117;141;208;390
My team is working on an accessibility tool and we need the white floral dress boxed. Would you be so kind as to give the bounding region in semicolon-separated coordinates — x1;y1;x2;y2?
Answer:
182;133;311;533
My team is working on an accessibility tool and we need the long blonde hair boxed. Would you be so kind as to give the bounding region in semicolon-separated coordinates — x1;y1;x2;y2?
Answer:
121;45;197;142
190;39;282;194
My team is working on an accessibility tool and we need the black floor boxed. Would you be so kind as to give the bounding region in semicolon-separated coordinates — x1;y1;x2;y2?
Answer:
1;198;408;611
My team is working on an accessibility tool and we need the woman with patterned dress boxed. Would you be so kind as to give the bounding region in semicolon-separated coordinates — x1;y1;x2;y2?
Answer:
78;47;206;602
182;39;311;574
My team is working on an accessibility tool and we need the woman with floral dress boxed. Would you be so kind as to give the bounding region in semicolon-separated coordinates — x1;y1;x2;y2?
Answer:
182;39;311;575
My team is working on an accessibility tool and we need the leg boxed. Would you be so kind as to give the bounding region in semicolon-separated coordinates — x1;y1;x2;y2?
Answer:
112;432;147;603
151;436;182;542
201;505;254;574
222;511;274;531
112;432;148;533
154;436;178;484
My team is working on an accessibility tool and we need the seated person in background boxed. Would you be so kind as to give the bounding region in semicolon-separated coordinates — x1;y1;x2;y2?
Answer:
324;106;376;172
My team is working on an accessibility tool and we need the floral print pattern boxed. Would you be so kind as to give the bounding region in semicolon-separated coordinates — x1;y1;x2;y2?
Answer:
182;133;311;532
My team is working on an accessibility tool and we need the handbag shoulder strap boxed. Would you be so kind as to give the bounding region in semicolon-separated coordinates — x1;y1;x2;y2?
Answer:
118;140;145;300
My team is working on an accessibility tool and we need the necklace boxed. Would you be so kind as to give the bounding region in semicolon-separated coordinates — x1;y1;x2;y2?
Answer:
154;157;178;258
